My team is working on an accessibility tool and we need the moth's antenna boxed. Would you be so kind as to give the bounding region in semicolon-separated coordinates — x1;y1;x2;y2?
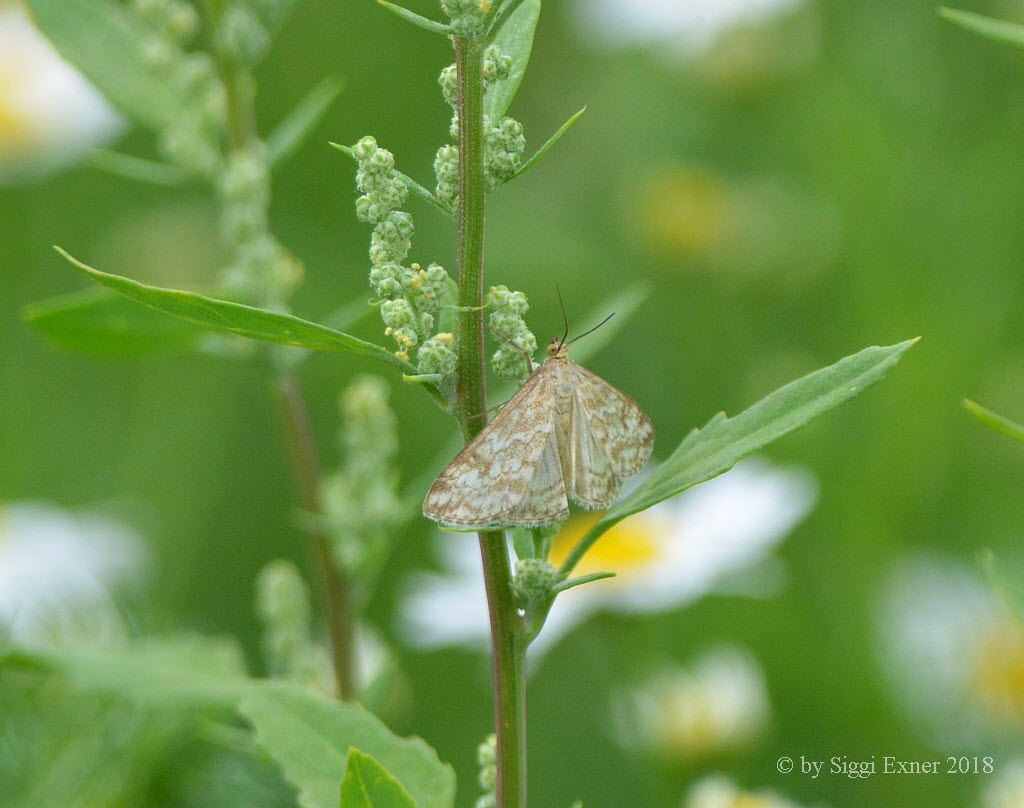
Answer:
556;285;570;350
567;312;616;345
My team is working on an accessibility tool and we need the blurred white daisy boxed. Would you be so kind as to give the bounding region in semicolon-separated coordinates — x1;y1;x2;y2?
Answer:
0;2;122;182
0;502;144;647
570;0;806;57
983;758;1024;808
399;457;817;658
615;646;770;761
877;555;1024;743
684;774;823;808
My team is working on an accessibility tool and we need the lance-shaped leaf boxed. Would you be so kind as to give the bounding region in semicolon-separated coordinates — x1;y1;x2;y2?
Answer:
941;7;1024;49
981;549;1024;623
560;339;918;575
267;77;345;167
485;0;541;121
89;150;188;186
55;248;413;374
26;0;186;129
1;634;247;709
339;749;416;808
503;106;585;186
25;287;205;358
963;399;1024;444
240;683;456;808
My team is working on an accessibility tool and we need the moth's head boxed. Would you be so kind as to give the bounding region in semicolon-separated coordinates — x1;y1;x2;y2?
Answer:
546;338;569;358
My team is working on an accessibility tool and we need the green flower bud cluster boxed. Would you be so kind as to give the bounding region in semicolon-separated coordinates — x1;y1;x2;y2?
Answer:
440;0;491;37
513;558;558;603
353;137;457;375
482;43;513;83
320;377;403;579
485;116;525;189
129;0;225;178
434;47;525;202
487;285;537;382
433;144;459;208
218;4;270;65
352;136;409;225
256;560;330;690
218;146;301;306
133;0;199;43
475;734;498;808
417;332;458;377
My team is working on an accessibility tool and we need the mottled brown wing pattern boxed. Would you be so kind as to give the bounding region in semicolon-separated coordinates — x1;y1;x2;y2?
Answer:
568;361;655;478
504;426;570;526
561;389;620;508
422;365;568;530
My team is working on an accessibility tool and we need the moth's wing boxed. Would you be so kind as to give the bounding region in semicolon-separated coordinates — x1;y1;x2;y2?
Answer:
503;425;570;526
422;367;568;530
569;362;655;478
561;389;621;509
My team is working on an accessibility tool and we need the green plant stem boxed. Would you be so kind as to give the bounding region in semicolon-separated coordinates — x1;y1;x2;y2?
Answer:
271;367;356;699
205;5;357;699
453;34;527;808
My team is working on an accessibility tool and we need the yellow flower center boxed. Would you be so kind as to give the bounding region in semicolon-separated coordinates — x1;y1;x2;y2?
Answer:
969;616;1024;728
548;511;667;586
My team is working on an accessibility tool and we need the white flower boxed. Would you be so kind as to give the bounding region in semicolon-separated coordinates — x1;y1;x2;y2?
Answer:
684;774;823;808
615;646;770;761
570;0;806;56
983;759;1024;808
876;555;1024;743
0;3;122;182
398;457;817;658
0;502;144;646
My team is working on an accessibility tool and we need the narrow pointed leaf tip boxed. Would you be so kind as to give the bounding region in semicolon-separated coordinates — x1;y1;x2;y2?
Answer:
340;749;416;808
267;76;344;167
506;106;586;185
52;247;413;374
603;338;918;527
375;0;452;35
941;7;1024;49
963;399;1024;444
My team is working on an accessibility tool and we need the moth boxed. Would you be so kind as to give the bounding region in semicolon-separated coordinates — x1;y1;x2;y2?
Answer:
423;337;654;531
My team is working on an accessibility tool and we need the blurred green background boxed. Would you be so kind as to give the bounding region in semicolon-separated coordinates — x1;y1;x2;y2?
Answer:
4;0;1024;805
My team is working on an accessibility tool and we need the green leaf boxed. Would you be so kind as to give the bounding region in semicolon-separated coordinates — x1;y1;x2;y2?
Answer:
25;0;187;129
240;683;456;808
375;0;452;35
981;549;1024;623
24;287;206;358
485;0;541;121
267;77;345;168
55;248;415;375
963;399;1024;444
504;106;586;185
941;7;1024;50
339;749;416;808
1;634;247;709
89;150;188;186
564;281;648;367
560;339;918;574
